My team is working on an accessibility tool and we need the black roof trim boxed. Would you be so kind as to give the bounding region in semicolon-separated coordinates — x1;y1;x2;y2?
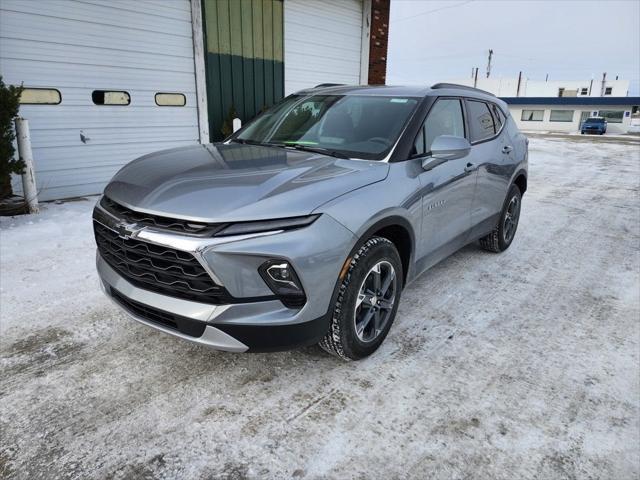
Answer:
431;83;496;97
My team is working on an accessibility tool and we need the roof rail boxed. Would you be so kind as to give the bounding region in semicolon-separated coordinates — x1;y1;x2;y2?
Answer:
314;83;346;88
431;83;496;97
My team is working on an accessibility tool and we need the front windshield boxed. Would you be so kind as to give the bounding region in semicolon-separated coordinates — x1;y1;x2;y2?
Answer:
586;118;605;123
235;94;420;160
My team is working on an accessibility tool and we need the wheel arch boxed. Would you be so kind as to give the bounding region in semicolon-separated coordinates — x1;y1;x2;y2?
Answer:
512;169;527;195
352;215;415;287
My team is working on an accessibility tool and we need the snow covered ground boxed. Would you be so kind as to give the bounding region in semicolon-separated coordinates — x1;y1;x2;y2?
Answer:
1;136;639;479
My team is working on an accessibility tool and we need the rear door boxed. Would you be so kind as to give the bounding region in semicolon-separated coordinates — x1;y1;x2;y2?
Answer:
414;97;476;264
464;99;511;233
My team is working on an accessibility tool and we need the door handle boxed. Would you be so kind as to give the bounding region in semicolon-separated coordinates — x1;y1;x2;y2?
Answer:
464;162;477;173
502;145;513;154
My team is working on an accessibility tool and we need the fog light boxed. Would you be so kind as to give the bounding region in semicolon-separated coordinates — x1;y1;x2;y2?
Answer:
259;260;306;308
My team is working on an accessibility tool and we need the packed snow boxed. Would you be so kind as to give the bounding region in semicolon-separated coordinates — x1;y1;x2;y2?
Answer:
1;135;639;479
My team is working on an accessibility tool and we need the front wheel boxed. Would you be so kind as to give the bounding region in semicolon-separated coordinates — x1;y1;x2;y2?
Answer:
478;184;522;253
319;237;402;360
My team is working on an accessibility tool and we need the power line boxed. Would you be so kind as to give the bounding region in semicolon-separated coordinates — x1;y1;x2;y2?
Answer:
393;0;475;23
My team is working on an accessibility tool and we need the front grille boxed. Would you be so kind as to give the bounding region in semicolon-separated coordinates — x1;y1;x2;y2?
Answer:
94;221;232;304
111;288;207;337
100;196;226;236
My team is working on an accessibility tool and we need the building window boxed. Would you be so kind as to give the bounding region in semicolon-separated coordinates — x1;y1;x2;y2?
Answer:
521;109;544;121
549;110;574;122
580;87;588;95
19;88;61;105
604;87;612;95
558;88;565;97
92;90;130;105
598;110;624;123
155;93;186;106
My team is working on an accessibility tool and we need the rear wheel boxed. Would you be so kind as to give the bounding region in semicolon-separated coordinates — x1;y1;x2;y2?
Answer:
319;237;402;360
478;184;522;253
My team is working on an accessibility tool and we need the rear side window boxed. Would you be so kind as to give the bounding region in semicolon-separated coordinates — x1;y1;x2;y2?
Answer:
466;100;496;142
412;98;465;156
490;103;505;130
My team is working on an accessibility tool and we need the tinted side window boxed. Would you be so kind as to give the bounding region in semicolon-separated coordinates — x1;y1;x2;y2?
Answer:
491;103;505;130
412;98;465;156
467;100;496;142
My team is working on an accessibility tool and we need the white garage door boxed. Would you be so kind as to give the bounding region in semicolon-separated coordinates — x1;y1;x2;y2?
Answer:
0;0;200;201
284;0;365;95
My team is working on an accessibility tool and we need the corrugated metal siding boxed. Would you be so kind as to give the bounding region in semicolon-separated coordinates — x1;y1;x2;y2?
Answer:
284;0;363;94
0;0;200;200
202;0;284;141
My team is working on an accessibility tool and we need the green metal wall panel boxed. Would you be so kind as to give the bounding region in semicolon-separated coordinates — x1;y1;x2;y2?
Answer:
202;0;284;141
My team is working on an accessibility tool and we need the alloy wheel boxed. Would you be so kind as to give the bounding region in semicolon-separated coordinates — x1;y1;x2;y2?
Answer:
503;195;521;243
354;261;397;343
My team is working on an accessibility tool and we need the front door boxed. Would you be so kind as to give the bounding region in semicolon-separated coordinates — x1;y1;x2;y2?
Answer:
413;98;476;268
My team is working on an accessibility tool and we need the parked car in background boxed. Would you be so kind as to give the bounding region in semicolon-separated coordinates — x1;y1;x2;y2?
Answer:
93;83;528;360
581;117;607;135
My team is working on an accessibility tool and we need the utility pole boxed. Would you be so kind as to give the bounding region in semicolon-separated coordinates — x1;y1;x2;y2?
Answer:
474;67;479;88
516;71;522;97
486;49;493;78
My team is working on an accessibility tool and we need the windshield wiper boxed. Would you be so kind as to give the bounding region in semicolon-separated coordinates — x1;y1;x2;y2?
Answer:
230;138;279;147
281;143;349;159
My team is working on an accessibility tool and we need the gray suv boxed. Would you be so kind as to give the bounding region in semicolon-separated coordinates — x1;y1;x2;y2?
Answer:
93;83;528;360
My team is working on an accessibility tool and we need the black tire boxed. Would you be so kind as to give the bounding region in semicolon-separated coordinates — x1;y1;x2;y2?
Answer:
319;237;403;361
478;184;522;253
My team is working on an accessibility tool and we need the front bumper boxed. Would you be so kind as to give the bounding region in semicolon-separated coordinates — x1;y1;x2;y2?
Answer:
95;211;356;352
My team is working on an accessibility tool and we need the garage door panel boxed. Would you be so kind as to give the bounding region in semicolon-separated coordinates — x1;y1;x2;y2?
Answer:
1;0;192;35
3;59;196;91
0;10;193;57
20;89;198;108
1;39;195;74
28;126;198;149
20;107;198;131
284;0;363;94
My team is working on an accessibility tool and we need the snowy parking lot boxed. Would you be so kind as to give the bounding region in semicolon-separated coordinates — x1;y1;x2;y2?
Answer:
1;135;639;479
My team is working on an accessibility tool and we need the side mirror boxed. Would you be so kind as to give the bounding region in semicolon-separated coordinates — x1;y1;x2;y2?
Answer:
419;135;472;171
430;135;471;160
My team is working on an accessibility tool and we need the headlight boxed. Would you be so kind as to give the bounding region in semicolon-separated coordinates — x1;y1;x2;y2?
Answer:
258;259;306;308
216;215;320;237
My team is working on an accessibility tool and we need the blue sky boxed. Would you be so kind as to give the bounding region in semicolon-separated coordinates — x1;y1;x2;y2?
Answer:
387;0;640;95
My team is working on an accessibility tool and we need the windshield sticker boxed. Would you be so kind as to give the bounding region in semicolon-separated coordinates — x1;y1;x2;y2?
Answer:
390;98;409;103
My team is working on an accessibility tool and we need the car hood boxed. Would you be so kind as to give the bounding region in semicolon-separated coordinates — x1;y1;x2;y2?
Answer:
103;143;389;222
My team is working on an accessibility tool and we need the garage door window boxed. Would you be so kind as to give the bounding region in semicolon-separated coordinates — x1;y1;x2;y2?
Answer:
521;110;544;122
550;110;574;122
92;90;130;106
598;110;624;123
20;88;61;105
155;93;186;106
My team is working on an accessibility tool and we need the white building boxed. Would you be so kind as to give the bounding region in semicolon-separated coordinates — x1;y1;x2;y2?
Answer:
504;97;639;134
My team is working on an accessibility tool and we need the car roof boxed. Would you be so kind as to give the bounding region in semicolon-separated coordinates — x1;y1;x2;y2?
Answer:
294;83;506;109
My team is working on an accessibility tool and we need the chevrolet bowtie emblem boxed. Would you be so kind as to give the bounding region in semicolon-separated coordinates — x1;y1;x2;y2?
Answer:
115;222;139;240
